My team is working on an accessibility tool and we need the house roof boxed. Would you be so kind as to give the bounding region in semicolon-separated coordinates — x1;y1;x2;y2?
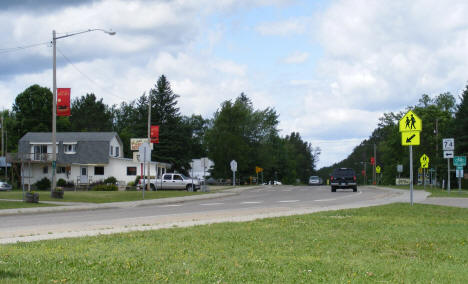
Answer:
19;132;120;142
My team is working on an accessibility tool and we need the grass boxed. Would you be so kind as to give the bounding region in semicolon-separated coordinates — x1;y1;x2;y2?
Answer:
382;184;468;198
0;201;57;210
1;203;467;283
0;190;206;204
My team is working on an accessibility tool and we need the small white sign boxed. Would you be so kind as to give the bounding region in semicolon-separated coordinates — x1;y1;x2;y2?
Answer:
456;169;464;178
444;150;454;159
133;152;141;163
442;138;454;151
230;160;237;172
397;164;403;173
138;142;151;162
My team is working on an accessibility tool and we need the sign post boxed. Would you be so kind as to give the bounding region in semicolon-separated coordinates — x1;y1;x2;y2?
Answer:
139;142;151;199
454;156;466;193
230;160;237;186
443;138;454;193
399;110;422;206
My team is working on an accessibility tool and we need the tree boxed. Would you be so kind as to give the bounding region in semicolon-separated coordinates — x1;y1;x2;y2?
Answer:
454;85;468;155
70;93;113;132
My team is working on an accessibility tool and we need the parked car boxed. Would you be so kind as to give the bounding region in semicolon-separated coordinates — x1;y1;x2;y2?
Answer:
0;181;12;191
138;173;201;191
308;176;321;185
330;168;357;192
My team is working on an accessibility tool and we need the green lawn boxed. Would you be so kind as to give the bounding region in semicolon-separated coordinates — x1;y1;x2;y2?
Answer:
0;190;206;204
1;203;467;283
382;185;468;198
0;201;57;210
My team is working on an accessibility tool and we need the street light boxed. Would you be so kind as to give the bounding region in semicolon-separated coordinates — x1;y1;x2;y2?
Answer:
51;28;115;192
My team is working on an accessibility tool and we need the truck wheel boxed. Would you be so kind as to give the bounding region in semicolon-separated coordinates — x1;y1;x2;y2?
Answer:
150;184;156;191
353;186;357;192
331;186;336;192
186;184;193;191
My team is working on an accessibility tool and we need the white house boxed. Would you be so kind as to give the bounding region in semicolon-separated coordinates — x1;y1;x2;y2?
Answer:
18;132;170;186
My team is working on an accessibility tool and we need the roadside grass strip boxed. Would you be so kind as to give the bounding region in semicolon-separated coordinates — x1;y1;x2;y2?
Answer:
382;185;468;198
0;190;205;204
1;203;467;283
0;201;58;210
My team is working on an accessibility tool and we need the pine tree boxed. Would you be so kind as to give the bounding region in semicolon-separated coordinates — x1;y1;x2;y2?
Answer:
454;85;468;155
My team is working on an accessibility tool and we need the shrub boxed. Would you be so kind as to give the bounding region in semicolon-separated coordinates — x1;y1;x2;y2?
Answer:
57;178;67;187
103;176;117;185
127;181;135;186
91;184;118;191
35;177;51;191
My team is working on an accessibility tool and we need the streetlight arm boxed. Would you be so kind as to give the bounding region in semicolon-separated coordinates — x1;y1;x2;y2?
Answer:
54;28;115;40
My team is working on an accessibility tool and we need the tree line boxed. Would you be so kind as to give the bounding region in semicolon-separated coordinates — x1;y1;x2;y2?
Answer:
2;75;319;184
317;86;468;187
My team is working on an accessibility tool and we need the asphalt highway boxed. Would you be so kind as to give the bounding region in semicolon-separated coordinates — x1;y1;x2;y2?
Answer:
0;185;421;243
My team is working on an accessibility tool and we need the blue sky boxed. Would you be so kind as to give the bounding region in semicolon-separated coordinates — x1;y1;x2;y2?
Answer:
2;0;468;168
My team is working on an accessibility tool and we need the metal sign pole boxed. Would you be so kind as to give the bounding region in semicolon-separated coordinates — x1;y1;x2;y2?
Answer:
410;145;413;206
143;148;146;199
447;158;450;193
233;171;235;186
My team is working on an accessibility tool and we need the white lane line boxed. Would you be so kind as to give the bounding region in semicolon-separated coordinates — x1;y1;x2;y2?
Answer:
199;203;224;206
282;189;292;192
159;204;183;207
241;201;263;204
278;200;300;203
314;198;336;202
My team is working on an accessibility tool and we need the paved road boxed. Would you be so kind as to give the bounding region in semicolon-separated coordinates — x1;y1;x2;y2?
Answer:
0;185;426;244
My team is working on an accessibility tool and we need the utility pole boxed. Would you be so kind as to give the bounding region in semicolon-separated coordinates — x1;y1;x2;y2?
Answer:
147;94;151;193
1;109;4;157
52;30;57;193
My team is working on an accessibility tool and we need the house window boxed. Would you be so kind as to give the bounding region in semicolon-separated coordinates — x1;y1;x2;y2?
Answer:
115;146;119;157
64;144;77;154
110;146;113;156
43;166;48;174
33;145;48;161
57;167;66;174
127;167;137;176
94;166;104;175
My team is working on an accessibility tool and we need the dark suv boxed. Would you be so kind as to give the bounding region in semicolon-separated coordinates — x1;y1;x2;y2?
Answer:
330;168;357;192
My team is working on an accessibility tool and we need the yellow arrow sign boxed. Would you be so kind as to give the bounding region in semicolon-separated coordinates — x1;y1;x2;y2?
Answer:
401;131;420;146
399;110;422;132
420;154;429;168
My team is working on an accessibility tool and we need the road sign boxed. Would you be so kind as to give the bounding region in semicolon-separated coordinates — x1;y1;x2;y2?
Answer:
376;166;381;174
397;164;403;173
138;142;151;162
453;156;466;167
420;154;429;168
444;151;454;159
230;160;237;172
401;131;420;146
456;168;464;178
399;110;422;132
442;138;454;151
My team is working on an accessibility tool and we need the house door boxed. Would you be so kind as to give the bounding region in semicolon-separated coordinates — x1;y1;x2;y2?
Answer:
80;167;88;184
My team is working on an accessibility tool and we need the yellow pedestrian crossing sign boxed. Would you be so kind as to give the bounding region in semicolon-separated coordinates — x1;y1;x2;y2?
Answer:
376;166;381;174
399;110;422;132
420;154;429;168
401;131;420;146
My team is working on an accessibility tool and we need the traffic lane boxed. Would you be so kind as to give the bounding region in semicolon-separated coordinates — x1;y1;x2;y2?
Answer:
0;185;385;231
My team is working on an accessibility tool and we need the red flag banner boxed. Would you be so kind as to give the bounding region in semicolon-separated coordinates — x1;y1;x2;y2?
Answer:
57;88;71;116
150;125;160;143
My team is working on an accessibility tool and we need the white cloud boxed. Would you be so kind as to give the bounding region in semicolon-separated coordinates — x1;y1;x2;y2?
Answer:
283;51;309;64
255;17;309;36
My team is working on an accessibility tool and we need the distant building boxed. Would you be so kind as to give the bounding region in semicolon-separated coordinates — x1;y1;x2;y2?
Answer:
18;132;170;186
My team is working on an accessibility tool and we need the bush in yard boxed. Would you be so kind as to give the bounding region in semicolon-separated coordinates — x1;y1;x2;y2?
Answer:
103;176;117;185
57;178;67;187
91;184;118;191
35;177;51;191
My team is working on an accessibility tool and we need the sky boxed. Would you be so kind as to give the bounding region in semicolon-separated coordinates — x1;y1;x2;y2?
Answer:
2;0;468;169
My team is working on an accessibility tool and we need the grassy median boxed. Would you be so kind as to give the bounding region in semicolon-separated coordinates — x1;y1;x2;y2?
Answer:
0;201;57;210
1;203;467;283
382;184;468;198
0;190;205;204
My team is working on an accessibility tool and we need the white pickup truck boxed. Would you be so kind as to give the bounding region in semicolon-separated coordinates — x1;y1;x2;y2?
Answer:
138;173;201;191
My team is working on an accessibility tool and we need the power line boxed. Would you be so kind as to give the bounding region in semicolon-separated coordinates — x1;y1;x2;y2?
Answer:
56;47;128;102
0;41;50;54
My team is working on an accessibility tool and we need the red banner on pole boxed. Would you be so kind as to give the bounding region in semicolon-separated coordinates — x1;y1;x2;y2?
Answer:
370;157;375;165
57;88;71;116
150;125;160;143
